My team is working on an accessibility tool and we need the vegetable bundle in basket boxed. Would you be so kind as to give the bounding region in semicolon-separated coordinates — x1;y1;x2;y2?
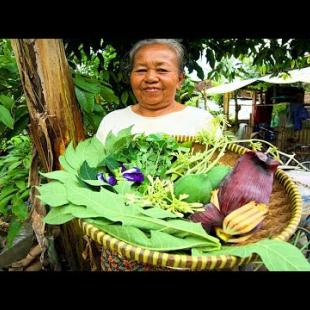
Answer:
37;125;310;271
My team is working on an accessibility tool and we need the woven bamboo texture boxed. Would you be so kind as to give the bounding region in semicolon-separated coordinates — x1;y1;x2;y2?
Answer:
77;138;302;270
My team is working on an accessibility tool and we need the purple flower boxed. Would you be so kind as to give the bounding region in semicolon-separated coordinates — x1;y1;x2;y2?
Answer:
97;172;117;186
120;163;127;173
122;167;144;183
106;174;117;186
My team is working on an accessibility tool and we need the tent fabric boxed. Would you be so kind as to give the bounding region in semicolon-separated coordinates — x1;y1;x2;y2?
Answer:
206;66;310;95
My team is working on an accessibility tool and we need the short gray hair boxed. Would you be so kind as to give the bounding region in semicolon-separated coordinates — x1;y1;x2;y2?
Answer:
128;39;186;73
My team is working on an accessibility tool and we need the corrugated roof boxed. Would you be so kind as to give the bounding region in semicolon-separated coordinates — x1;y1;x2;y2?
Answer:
206;66;310;95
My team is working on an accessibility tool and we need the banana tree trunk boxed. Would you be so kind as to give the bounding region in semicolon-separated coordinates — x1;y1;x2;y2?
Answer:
11;39;87;270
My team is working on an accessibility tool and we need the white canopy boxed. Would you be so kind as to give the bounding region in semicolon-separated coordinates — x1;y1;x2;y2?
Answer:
206;66;310;95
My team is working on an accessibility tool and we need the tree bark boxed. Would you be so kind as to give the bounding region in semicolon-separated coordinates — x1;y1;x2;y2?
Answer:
11;39;87;270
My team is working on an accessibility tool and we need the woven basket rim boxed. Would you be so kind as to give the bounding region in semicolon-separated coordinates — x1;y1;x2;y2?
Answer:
77;137;303;270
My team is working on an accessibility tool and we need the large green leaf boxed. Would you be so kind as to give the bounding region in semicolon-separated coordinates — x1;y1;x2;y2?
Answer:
195;239;310;271
0;104;14;129
79;161;97;180
37;181;68;207
40;170;78;183
59;155;77;174
63;138;106;172
64;182;219;245
88;220;219;252
44;204;104;224
103;126;134;155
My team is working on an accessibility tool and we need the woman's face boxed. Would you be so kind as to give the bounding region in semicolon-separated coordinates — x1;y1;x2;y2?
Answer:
130;44;184;110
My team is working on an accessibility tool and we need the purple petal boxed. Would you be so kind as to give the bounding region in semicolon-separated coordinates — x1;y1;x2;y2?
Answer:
107;175;117;186
97;173;105;182
120;164;127;172
123;167;142;174
122;172;144;183
189;203;224;233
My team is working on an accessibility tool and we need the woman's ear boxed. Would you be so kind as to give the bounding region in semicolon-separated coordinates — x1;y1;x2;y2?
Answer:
177;72;185;90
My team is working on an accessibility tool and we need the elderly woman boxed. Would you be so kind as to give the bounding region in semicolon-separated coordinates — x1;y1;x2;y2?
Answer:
96;39;216;143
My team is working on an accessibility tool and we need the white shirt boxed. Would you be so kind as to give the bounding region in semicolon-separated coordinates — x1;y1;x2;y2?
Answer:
96;105;214;144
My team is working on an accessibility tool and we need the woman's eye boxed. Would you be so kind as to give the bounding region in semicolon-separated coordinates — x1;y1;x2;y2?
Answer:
135;69;146;72
158;68;168;72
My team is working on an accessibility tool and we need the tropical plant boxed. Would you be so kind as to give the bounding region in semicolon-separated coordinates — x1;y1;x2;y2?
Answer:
0;39;29;141
0;134;31;247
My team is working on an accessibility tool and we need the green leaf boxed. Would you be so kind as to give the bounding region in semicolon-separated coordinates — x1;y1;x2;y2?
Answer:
87;220;219;252
59;155;77;174
0;104;14;129
73;75;102;94
0;193;16;214
79;161;97;180
6;218;23;248
121;91;129;104
64;181;220;246
44;204;103;224
114;181;134;195
15;180;26;190
104;126;134;155
101;85;119;104
0;185;18;199
200;239;310;271
39;170;77;183
75;86;95;113
37;181;68;207
44;207;75;224
0;94;14;110
140;207;179;219
12;200;28;221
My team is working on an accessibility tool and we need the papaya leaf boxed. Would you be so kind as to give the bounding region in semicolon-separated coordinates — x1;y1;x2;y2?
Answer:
140;207;179;219
87;220;220;252
44;204;104;224
37;181;68;207
64;141;82;171
113;180;134;195
39;170;78;184
79;179;107;187
197;239;310;271
59;155;77;175
64;182;220;246
103;126;134;155
44;207;75;225
79;161;97;180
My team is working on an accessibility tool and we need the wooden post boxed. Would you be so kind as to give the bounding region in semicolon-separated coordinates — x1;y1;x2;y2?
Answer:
223;92;230;121
234;91;239;125
251;91;257;128
11;39;88;270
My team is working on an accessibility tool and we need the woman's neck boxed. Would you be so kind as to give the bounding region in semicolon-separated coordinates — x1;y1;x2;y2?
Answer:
131;102;185;117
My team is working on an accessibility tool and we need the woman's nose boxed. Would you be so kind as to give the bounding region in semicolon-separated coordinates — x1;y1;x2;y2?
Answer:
144;70;158;82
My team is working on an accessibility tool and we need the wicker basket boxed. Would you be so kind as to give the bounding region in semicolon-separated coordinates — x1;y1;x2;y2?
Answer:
77;137;302;271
